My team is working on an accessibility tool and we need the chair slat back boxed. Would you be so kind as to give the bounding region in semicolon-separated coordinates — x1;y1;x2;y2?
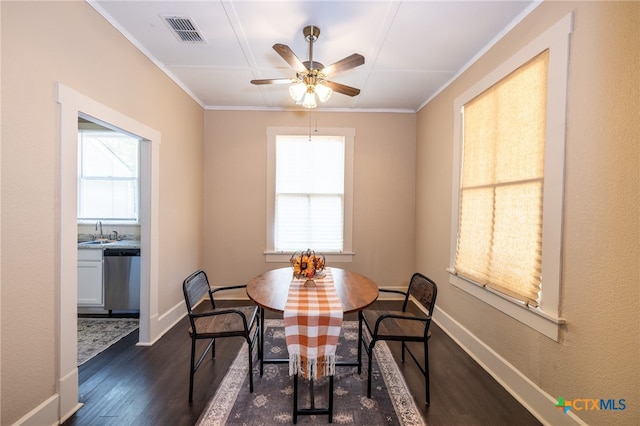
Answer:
183;270;212;313
404;272;438;315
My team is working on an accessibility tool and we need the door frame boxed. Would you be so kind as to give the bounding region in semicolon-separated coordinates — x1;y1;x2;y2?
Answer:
56;83;161;421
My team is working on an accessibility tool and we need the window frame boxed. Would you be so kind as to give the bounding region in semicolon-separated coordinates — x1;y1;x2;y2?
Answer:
449;13;573;341
265;127;355;263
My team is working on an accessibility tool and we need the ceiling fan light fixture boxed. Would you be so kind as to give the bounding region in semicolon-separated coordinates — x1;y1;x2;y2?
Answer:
251;25;364;108
315;83;332;103
301;91;317;109
289;81;307;102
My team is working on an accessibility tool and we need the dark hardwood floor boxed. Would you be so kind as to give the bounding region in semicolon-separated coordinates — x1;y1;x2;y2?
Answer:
64;300;541;425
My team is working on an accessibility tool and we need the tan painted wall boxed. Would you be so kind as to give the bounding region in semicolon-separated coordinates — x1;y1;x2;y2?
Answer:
416;2;639;424
1;1;203;423
203;110;417;288
3;0;637;424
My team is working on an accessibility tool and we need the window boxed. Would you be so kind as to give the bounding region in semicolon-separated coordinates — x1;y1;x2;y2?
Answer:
456;50;548;307
275;135;344;251
449;14;572;340
266;127;354;262
78;129;140;223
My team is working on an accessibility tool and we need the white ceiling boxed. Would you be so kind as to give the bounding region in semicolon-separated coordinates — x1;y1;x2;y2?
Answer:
90;0;538;112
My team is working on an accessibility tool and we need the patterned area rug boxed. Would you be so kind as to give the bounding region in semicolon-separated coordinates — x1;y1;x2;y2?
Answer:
77;318;139;365
197;320;426;425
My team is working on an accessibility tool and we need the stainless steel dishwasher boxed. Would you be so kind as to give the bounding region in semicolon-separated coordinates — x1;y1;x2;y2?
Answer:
103;248;140;312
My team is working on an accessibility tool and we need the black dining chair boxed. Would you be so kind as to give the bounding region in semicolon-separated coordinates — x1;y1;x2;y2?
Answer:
360;272;437;405
182;270;259;402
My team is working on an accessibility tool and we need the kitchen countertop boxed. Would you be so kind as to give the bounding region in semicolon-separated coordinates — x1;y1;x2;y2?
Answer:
77;239;141;249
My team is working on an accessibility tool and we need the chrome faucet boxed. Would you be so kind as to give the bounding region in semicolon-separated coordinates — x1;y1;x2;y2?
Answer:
96;221;103;239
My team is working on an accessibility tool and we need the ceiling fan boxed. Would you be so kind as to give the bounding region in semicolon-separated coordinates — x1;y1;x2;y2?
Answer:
251;25;365;108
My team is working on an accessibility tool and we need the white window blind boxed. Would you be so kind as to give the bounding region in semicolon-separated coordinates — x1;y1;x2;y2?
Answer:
274;135;345;252
455;50;548;307
78;130;140;222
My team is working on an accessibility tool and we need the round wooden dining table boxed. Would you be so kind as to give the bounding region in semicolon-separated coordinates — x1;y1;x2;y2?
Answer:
246;266;379;375
246;266;379;314
247;267;378;421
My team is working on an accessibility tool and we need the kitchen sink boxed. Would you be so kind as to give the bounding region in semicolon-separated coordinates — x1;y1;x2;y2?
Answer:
79;240;116;245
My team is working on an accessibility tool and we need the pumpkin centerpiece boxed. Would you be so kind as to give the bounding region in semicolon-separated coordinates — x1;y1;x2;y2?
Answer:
290;249;325;287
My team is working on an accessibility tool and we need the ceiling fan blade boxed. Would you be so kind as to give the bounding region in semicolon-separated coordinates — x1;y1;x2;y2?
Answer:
324;80;361;97
251;78;295;85
322;54;365;76
273;44;308;72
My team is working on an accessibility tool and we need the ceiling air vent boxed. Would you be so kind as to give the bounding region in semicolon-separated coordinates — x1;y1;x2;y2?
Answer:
162;16;206;44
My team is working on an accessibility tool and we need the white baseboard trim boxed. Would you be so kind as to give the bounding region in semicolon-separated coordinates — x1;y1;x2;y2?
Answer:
15;365;84;425
139;293;250;347
10;394;60;426
139;300;187;346
432;306;587;426
58;367;83;424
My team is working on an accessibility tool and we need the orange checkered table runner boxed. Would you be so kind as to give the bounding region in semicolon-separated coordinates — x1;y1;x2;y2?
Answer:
284;267;344;380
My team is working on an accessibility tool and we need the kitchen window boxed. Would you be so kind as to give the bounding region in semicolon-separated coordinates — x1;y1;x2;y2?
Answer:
265;127;354;262
449;14;572;340
78;129;140;223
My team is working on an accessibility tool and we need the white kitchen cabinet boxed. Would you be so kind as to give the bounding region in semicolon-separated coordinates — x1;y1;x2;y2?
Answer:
78;248;103;306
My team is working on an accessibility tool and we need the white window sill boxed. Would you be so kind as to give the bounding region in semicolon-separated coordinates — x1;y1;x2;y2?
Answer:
265;251;355;263
448;269;565;341
77;220;139;225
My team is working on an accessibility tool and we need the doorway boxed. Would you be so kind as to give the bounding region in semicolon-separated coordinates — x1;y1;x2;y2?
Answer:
77;117;141;315
77;117;141;364
57;83;160;422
